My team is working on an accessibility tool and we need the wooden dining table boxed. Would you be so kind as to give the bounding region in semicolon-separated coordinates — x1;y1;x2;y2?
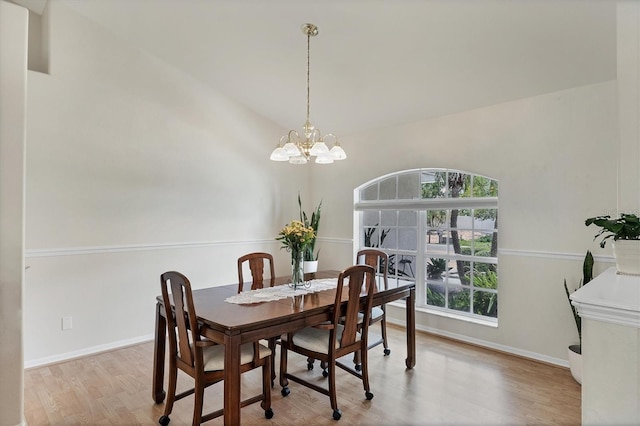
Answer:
152;270;416;425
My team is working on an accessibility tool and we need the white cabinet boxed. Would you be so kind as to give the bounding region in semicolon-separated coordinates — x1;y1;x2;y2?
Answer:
571;267;640;425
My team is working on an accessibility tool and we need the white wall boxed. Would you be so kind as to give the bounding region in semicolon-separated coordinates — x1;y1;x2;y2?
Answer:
0;2;27;424
314;80;619;363
16;0;628;379
23;1;309;365
617;0;640;214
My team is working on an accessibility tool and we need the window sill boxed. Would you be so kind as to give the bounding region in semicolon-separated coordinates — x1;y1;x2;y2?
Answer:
389;301;498;328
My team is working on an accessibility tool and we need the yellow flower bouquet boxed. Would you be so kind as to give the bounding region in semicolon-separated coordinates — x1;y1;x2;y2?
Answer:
276;220;315;288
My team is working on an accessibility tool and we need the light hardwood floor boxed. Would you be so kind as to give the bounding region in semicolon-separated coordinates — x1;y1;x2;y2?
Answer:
24;325;581;425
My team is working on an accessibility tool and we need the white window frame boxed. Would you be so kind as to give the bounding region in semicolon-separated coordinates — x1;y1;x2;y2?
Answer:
354;168;498;325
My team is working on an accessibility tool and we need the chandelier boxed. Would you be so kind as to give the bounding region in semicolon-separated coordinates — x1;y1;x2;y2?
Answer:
270;23;346;165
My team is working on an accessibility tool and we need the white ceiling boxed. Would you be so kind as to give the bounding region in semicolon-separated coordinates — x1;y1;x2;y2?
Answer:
19;0;617;136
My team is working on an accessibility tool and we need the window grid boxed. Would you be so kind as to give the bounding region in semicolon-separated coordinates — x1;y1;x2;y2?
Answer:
356;168;498;323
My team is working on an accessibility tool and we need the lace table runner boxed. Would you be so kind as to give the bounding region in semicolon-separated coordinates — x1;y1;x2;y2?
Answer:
225;278;339;304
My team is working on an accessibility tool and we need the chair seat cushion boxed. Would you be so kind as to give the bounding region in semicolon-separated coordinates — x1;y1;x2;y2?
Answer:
282;325;361;353
200;342;271;372
357;306;384;323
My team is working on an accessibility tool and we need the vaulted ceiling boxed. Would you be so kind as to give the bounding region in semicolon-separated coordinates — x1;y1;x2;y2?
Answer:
16;0;617;136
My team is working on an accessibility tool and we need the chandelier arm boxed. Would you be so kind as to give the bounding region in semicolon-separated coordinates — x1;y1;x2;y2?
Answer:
322;133;336;144
288;129;300;143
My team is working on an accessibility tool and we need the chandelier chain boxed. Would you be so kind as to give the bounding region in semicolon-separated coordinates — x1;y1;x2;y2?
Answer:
269;23;346;164
306;30;311;123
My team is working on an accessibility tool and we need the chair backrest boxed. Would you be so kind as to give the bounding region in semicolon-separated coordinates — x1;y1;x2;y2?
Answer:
356;249;389;292
160;271;201;369
237;252;276;293
333;264;376;349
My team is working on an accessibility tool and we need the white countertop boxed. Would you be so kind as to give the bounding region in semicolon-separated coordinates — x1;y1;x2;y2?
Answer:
571;267;640;328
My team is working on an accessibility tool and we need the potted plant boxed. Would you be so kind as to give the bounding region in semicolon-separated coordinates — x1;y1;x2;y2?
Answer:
563;250;594;384
426;258;448;280
585;213;640;275
298;194;322;273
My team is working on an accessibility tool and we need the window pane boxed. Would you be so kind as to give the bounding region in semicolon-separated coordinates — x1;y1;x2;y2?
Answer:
361;184;378;201
381;228;397;250
426;236;448;258
398;172;420;199
472;231;495;257
447;172;469;198
379;177;397;200
474;208;497;228
429;232;451;255
473;290;498;318
398;228;417;251
363;210;379;226
363;227;379;248
426;209;448;229
491;179;499;194
395;254;415;278
381;210;397;227
421;171;446;198
427;281;445;307
472;176;498;197
473;266;498;289
399;210;417;226
426;230;441;245
448;287;470;313
449;260;471;285
454;213;472;230
450;229;471;256
426;257;448;280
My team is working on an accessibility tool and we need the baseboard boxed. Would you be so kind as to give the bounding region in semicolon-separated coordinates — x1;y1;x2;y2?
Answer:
25;324;569;371
25;319;568;371
386;317;569;369
24;334;154;369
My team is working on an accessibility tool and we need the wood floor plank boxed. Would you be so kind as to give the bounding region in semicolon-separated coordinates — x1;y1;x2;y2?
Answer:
24;326;580;425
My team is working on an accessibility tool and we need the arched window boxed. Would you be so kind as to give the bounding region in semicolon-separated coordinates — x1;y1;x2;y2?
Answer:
354;169;498;323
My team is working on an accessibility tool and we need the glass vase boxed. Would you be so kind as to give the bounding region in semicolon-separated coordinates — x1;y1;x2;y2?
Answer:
290;250;305;289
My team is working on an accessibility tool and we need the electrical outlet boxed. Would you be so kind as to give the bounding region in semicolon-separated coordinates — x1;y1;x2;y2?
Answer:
62;316;73;331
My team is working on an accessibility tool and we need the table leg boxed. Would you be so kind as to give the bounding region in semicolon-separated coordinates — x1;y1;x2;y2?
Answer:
152;301;167;403
224;334;242;426
405;288;416;369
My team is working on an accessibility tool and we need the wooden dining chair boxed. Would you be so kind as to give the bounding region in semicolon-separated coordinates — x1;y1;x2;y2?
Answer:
279;264;376;421
308;250;390;372
237;252;276;292
159;271;273;425
237;252;278;386
356;249;391;362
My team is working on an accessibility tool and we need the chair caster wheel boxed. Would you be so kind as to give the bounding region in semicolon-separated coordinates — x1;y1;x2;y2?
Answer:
307;362;314;370
354;364;361;372
384;348;391;356
322;369;328;378
332;409;342;420
265;408;274;419
159;415;170;425
281;387;290;397
365;391;374;400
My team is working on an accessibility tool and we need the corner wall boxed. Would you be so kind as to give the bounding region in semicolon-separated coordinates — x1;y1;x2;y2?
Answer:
0;2;28;424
